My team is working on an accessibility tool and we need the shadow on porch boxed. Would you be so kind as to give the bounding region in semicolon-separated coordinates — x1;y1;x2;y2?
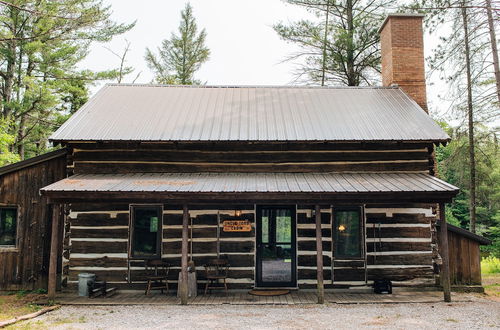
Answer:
45;289;469;306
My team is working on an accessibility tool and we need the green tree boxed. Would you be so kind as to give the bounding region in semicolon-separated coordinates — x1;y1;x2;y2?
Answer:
411;0;499;232
436;122;499;254
0;117;19;165
145;3;210;85
274;0;397;86
0;0;134;161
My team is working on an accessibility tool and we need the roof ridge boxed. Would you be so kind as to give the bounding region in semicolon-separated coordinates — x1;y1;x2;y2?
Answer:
104;83;399;90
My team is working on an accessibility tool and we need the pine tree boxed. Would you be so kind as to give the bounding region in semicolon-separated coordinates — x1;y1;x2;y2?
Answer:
0;0;135;160
274;0;397;86
145;3;210;85
412;0;499;232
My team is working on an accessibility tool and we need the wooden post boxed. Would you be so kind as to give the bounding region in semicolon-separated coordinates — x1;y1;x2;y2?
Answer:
315;205;324;304
180;204;189;305
439;203;452;302
48;204;60;300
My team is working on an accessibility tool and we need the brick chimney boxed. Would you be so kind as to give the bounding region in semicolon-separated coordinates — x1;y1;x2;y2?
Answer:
379;14;428;112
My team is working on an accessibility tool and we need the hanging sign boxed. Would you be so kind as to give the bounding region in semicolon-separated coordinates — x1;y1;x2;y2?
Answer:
223;220;252;232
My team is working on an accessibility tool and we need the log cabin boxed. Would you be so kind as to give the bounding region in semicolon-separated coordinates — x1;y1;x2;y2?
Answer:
1;14;487;303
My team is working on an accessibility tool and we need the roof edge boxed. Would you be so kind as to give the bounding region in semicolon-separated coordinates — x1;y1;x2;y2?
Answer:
0;149;67;176
49;138;451;144
437;221;492;245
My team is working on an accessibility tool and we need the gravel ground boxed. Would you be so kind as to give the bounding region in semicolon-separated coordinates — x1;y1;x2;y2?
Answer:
13;295;500;330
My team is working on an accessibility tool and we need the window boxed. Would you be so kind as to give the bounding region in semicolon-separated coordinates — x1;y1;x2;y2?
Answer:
0;207;17;247
130;205;162;259
333;207;363;259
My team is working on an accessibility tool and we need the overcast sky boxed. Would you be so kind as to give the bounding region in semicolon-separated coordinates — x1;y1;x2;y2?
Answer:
81;0;447;117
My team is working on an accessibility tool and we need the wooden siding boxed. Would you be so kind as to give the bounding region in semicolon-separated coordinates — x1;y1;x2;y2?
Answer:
0;154;66;290
440;229;482;285
67;142;435;175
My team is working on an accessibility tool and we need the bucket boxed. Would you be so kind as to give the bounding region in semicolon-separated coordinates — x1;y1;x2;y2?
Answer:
78;273;96;297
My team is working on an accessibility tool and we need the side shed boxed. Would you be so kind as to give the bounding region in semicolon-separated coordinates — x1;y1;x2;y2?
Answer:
0;149;67;290
437;222;491;286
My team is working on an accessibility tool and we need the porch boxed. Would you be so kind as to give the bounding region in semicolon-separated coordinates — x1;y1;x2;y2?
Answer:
40;172;460;303
47;289;465;305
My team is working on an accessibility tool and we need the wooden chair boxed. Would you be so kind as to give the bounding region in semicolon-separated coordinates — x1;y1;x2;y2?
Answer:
144;259;170;295
203;259;230;295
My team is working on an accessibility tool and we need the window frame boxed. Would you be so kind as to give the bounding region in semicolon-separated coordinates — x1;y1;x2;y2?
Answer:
0;205;19;249
332;206;364;260
128;204;163;260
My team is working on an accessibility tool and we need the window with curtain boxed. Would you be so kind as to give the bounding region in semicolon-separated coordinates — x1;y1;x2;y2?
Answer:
0;207;17;246
333;208;362;259
130;206;162;258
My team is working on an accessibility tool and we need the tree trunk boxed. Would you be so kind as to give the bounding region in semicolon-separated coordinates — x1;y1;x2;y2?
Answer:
321;0;330;86
16;114;26;160
346;0;356;86
461;3;477;233
485;0;500;105
2;41;16;119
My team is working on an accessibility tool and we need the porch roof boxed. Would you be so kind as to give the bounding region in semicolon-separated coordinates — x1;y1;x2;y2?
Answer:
40;172;458;203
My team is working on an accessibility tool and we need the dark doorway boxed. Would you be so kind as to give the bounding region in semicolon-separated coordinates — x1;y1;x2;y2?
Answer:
256;206;297;287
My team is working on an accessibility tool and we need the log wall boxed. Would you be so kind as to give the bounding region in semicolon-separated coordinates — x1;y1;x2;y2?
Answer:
67;142;435;175
66;204;437;290
365;207;436;285
296;208;333;288
67;205;256;289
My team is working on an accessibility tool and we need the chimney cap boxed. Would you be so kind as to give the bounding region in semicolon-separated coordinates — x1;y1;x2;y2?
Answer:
378;13;425;34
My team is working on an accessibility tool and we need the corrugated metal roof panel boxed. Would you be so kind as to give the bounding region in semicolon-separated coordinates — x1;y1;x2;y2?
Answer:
41;172;458;193
50;84;450;142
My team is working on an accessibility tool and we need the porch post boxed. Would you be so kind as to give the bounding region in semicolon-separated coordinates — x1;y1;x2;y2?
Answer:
315;205;324;304
180;204;189;305
48;204;61;300
439;203;452;302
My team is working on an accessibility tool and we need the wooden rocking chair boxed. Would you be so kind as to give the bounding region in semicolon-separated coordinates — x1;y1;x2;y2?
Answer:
203;259;230;295
144;259;170;295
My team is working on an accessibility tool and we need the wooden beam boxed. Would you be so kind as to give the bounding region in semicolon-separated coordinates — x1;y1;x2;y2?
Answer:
48;204;60;300
44;190;458;204
180;204;189;305
315;205;324;304
439;203;452;302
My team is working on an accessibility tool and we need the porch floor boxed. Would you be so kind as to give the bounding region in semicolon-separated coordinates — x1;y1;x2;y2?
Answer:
49;290;468;305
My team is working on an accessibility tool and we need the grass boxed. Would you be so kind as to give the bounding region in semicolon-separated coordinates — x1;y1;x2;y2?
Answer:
5;319;48;330
482;256;500;274
483;274;500;299
0;292;43;322
481;257;500;300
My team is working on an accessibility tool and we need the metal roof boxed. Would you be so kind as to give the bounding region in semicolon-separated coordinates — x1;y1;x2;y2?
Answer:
0;149;67;176
50;84;450;142
41;172;458;194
